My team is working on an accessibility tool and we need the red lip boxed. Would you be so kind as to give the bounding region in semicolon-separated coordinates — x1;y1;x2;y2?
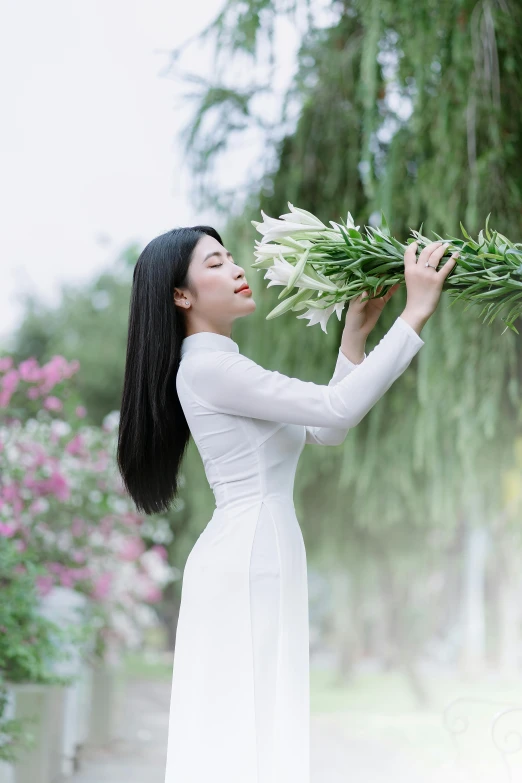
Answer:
235;283;251;293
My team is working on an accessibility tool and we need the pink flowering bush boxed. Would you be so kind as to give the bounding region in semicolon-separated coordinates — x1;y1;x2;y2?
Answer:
0;537;81;762
0;353;176;664
0;354;80;423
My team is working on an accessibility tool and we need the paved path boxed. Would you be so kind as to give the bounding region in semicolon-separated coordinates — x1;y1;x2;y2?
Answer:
72;678;466;783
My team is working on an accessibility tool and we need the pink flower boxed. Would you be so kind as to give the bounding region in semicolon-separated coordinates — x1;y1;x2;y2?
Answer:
0;523;16;538
2;483;19;502
144;584;162;603
75;405;87;418
28;498;47;515
0;357;13;372
59;569;76;588
65;433;86;456
91;572;112;600
15;539;27;552
120;537;145;562
43;396;63;412
73;566;91;581
35;575;54;597
38;356;70;392
1;369;20;393
27;386;41;400
47;562;65;575
41;471;70;501
0;390;13;407
152;545;168;561
18;358;42;382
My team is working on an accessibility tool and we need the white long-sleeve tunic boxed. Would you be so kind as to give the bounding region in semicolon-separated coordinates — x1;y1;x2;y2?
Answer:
164;315;424;783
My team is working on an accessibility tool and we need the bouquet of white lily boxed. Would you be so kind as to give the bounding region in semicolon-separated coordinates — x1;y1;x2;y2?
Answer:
251;204;522;335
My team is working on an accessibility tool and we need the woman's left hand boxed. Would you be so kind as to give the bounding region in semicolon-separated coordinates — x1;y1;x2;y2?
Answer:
343;283;401;339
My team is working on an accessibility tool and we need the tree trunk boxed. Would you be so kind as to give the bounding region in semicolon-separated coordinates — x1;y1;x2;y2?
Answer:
495;538;521;674
330;567;364;682
459;521;489;676
377;551;431;708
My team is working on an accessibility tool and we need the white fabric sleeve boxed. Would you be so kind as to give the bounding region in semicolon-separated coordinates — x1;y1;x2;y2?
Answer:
304;345;366;446
183;316;424;434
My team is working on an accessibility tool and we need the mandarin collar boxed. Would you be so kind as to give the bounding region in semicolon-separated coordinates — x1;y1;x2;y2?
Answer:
181;331;239;358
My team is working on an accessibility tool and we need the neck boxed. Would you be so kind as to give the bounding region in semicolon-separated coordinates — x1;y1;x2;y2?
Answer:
185;320;232;339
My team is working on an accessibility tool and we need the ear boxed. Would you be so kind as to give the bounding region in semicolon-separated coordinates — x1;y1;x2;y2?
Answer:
173;288;187;309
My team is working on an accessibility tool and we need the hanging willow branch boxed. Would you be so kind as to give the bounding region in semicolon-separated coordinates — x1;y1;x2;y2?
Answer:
251;203;522;335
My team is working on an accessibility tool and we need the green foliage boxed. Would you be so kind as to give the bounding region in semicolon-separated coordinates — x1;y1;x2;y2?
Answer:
7;251;138;426
0;539;77;762
0;541;74;685
7;0;522;672
170;0;522;660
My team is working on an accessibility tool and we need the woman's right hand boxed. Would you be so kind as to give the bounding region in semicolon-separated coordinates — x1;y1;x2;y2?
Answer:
400;240;459;335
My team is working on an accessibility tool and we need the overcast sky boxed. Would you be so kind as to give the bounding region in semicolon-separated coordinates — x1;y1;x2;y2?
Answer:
1;0;303;347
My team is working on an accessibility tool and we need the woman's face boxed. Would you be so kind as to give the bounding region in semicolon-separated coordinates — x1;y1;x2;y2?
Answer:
174;234;256;332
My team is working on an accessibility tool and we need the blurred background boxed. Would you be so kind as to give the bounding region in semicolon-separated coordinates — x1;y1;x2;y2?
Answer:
1;0;522;781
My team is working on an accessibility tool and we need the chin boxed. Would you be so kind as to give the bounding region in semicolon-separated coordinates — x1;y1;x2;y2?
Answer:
237;297;256;315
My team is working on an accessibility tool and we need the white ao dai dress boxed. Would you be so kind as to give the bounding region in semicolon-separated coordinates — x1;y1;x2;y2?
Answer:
164;316;425;783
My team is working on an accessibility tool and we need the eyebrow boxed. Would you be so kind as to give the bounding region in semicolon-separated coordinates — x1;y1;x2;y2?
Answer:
203;249;232;262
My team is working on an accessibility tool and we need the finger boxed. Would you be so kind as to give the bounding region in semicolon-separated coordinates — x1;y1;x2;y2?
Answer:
418;240;444;266
404;241;418;267
378;284;397;304
424;242;451;269
439;251;460;281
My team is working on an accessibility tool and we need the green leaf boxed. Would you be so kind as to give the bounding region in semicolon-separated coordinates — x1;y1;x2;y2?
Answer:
277;246;311;299
266;288;313;320
460;221;472;240
484;212;492;242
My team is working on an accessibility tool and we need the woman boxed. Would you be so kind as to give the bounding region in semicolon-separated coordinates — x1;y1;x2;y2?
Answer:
117;225;458;783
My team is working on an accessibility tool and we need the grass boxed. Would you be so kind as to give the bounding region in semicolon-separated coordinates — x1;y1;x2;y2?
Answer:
121;649;173;681
310;667;522;773
120;651;522;774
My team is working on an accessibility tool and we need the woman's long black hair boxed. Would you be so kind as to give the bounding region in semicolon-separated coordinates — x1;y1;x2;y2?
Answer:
117;225;224;515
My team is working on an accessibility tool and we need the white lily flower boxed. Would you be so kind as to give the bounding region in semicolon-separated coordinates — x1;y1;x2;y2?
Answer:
296;304;335;333
253;238;314;269
346;211;359;229
278;202;326;229
329;219;360;233
254;213;317;244
253;243;298;260
295;299;345;334
252;204;327;245
263;253;336;293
